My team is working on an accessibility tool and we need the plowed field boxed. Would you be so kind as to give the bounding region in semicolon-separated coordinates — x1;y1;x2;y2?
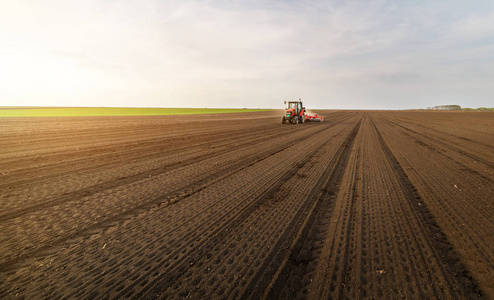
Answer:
1;110;493;299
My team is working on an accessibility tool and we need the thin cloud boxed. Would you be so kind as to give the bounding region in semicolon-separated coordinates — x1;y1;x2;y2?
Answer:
0;0;493;109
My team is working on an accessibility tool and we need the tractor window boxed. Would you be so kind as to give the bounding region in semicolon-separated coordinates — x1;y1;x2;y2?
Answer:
288;103;297;109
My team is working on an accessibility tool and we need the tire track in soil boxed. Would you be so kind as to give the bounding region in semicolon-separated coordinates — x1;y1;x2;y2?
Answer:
102;115;359;298
0;113;359;299
381;117;494;228
0;115;349;272
138;117;362;299
91;113;362;299
0;117;340;268
302;115;483;299
369;117;482;298
377;113;494;244
131;129;335;299
372;113;494;297
1;113;352;205
245;115;363;299
329;147;361;300
2;111;490;299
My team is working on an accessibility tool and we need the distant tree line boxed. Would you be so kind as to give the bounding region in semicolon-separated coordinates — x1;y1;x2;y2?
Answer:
427;105;462;110
426;105;494;112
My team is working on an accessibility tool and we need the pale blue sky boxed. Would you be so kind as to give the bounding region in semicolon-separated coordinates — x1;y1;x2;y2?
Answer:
1;0;493;109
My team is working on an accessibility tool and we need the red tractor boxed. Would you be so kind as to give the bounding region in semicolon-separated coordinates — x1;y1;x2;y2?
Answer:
282;99;306;124
282;99;323;124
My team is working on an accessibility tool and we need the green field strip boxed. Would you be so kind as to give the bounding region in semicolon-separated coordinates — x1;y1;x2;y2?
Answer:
0;107;271;117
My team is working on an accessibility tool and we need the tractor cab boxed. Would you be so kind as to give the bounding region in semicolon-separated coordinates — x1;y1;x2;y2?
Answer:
287;102;300;110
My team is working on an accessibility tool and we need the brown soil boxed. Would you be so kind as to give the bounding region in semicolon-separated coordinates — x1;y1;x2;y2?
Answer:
0;110;492;299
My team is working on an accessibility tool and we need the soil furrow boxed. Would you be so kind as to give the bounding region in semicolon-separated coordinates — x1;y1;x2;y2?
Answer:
388;113;494;151
0;113;357;299
0;129;324;272
147;119;359;299
0;122;285;188
372;112;494;297
0;123;315;220
381;117;493;170
133;132;331;299
68;116;358;299
246;115;363;299
369;117;482;298
0;116;345;271
1;110;492;299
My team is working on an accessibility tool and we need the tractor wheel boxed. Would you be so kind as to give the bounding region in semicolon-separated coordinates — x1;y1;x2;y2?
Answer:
301;115;305;123
281;116;285;124
293;116;299;125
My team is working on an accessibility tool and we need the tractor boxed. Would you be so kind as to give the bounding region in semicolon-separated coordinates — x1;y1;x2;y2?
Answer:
282;99;306;124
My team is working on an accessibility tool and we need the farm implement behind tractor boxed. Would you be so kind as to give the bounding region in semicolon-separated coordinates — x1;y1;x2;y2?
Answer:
305;114;323;122
282;99;323;124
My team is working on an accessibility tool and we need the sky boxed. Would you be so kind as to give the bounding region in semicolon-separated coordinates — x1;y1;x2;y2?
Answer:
1;0;493;109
